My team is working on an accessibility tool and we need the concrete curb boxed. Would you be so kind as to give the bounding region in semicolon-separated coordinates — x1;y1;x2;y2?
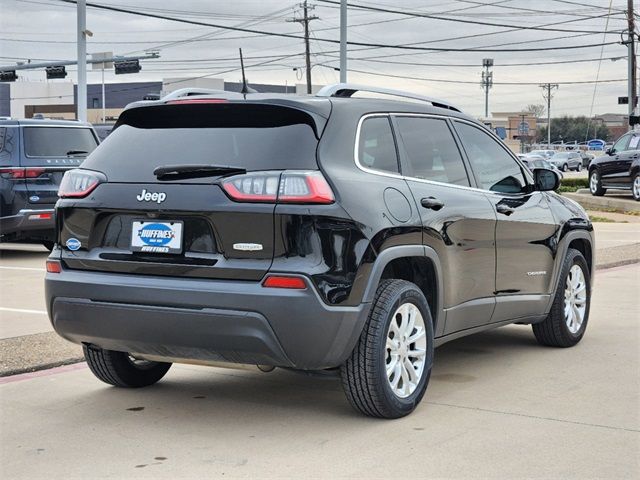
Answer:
563;192;640;213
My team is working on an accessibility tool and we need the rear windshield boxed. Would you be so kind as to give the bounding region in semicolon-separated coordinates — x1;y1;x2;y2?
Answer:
82;103;320;182
23;127;98;160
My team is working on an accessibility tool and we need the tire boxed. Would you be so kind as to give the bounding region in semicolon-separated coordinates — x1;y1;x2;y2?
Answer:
576;163;582;172
83;345;172;387
562;163;569;172
42;241;54;251
589;170;606;196
633;172;640;201
341;279;435;419
532;248;591;348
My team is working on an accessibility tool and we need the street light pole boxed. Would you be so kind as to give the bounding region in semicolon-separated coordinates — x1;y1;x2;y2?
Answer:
339;0;347;83
101;65;106;123
77;0;87;122
481;58;493;118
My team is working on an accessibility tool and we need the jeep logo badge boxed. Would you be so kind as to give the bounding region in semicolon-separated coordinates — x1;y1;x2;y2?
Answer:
136;189;167;204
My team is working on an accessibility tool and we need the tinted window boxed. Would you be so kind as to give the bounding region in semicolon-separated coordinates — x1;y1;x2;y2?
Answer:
23;127;98;158
613;134;630;152
83;109;320;183
629;134;640;150
395;116;469;186
454;121;527;193
358;116;399;174
0;127;17;166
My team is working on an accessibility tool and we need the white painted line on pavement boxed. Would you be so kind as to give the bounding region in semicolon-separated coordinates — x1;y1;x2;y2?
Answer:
0;266;45;272
0;307;47;315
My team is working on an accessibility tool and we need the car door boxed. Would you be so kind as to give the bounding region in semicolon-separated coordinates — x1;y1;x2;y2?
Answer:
617;133;640;187
601;133;632;186
452;120;558;323
391;114;498;335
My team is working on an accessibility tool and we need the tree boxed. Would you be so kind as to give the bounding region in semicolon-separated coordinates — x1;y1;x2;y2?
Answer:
536;116;610;143
525;104;545;118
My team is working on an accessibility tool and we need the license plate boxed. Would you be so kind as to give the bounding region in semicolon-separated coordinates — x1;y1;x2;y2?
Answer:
131;220;183;254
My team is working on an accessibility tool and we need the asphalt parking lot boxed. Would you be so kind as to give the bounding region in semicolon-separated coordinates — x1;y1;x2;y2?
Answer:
1;225;639;479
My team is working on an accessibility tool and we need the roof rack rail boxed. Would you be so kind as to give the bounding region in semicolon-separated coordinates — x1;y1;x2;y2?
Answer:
316;83;461;112
160;88;231;102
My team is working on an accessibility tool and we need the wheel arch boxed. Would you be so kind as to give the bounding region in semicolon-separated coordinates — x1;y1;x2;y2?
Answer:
545;229;594;313
361;245;444;336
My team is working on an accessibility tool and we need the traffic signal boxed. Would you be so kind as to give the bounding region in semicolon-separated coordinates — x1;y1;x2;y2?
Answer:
45;66;67;79
0;70;17;82
114;59;141;75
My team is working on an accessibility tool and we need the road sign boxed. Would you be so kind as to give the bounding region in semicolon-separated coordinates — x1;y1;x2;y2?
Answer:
91;52;114;70
518;121;529;135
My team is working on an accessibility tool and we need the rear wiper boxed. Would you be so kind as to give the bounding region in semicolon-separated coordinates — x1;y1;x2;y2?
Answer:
154;164;246;181
66;150;88;156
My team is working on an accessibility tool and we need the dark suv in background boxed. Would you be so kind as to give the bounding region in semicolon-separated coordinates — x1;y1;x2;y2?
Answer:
0;119;99;248
589;130;640;201
45;84;594;418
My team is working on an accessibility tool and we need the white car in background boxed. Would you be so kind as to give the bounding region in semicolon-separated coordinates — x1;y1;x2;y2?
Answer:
548;151;583;172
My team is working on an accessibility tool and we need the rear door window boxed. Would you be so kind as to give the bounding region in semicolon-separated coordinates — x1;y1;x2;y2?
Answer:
22;127;98;164
454;121;527;194
357;116;400;174
394;116;470;187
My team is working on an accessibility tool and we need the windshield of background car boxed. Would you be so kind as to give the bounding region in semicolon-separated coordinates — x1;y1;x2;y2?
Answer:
22;127;98;165
553;153;569;159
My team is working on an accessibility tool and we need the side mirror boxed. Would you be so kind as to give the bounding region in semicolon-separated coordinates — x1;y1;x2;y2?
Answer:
533;168;561;192
605;148;614;156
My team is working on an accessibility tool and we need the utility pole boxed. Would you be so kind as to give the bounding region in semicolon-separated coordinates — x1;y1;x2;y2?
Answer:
481;58;493;118
77;0;87;122
339;0;347;83
625;0;637;127
289;1;318;94
540;83;559;147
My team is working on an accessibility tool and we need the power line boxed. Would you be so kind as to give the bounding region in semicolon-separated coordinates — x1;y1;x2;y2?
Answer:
316;0;621;35
343;67;626;86
53;0;621;53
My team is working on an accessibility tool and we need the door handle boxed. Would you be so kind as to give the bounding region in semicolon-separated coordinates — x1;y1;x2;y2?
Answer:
421;197;444;211
496;204;515;216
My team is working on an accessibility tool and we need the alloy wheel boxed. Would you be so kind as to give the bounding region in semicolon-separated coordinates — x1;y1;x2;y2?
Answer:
633;175;640;200
590;172;599;193
564;264;587;334
385;302;428;398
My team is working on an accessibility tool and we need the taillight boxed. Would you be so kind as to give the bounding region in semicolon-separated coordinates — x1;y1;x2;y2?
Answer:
0;167;45;179
221;170;334;204
58;169;106;198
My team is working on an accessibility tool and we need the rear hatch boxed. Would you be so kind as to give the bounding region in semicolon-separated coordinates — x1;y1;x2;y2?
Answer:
57;101;327;281
21;125;98;205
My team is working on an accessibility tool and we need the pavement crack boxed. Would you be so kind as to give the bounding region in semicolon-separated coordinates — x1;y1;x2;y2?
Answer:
425;401;639;432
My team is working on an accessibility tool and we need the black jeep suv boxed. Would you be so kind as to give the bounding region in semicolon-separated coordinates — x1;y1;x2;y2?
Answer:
45;85;594;418
589;130;640;201
0;119;99;248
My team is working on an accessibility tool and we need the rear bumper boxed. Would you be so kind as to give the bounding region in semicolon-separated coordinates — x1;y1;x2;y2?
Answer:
0;208;55;241
45;266;370;370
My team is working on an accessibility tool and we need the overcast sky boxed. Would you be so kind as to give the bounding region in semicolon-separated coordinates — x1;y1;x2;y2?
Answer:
0;0;635;118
